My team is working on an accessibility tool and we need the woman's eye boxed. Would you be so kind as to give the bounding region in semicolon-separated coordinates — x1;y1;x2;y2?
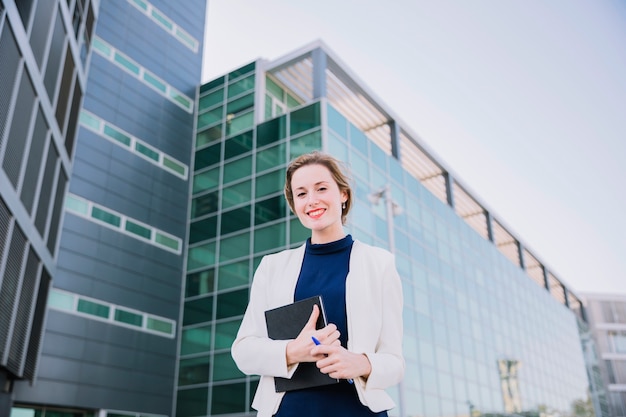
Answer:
297;192;306;198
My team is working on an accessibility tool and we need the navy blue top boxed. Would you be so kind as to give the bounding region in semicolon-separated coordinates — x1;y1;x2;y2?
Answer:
275;235;388;417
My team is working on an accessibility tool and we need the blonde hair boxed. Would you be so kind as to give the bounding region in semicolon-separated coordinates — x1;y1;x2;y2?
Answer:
284;151;353;225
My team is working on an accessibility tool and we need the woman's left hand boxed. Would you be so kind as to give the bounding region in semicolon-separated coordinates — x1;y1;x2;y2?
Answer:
311;344;372;381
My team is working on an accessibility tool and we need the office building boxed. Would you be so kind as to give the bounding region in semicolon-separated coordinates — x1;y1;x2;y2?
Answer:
180;41;598;417
5;1;206;416
1;0;94;415
582;293;626;417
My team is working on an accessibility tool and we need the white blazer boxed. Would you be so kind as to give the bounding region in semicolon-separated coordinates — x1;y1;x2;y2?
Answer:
231;239;405;417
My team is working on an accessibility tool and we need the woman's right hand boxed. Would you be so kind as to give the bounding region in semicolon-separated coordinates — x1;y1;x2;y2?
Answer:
285;305;340;366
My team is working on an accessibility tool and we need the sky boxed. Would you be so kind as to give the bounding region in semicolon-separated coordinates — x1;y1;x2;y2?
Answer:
201;0;626;297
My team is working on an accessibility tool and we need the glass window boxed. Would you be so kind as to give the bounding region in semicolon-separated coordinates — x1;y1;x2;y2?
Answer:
135;142;159;161
287;94;300;109
114;52;140;75
125;220;151;239
290;130;321;159
198;106;223;130
328;133;349;163
266;76;283;99
48;289;74;311
77;299;110;319
196;125;222;147
224;130;253;160
227;93;254;115
257;115;286;147
114;308;143;327
91;206;121;227
211;382;247;415
221;205;251;235
176;387;207;417
79;110;101;131
143;71;167;93
216;289;248;320
256;142;286;173
350;150;369;182
350;124;369;155
290;218;309;245
181;325;212;355
223;156;252;184
201;76;225;93
192;191;219;219
214;320;241;350
163;156;186;176
218;260;250;290
146;317;174;334
169;89;192;111
155;232;180;251
183;297;213;326
327;103;347;138
151;9;173;30
186;269;215;297
178;356;210;386
222;181;251;210
199;87;224;111
254;222;285;253
290;102;320;136
65;195;88;215
226;111;254;137
255;169;284;198
255;195;285;226
195;142;222;171
370;144;387;172
193;167;220;194
130;0;148;11
92;36;112;57
212;352;244;382
229;62;255;79
188;242;216;271
189;216;218;244
228;74;255;98
103;124;131;146
219;233;250;263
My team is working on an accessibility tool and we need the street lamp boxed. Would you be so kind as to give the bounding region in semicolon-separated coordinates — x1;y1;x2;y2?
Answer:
368;184;405;417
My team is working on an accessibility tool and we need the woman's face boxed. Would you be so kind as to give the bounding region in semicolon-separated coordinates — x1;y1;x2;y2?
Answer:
290;163;347;244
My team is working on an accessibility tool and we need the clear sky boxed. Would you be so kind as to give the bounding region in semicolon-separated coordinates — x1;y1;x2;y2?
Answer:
202;0;626;297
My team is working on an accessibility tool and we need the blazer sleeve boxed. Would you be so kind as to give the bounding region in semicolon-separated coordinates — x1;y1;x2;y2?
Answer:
358;248;405;391
231;255;295;379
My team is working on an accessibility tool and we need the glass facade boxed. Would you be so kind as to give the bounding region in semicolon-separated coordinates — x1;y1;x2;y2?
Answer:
178;48;595;417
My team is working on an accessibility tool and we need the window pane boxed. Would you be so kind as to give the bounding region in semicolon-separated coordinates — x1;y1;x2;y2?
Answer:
91;206;121;227
256;142;286;173
229;62;255;79
195;142;221;171
222;181;251;210
196;125;222;147
179;356;210;386
227;74;254;98
218;260;249;290
115;309;143;326
327;103;347;138
65;195;88;215
290;102;320;135
216;289;248;321
290;130;322;159
77;299;110;318
255;195;285;226
114;52;140;75
192;191;219;218
193;167;220;194
146;317;173;334
163;156;186;176
135;142;159;161
176;387;207;417
255;169;284;199
224;130;253;160
257;115;286;148
219;233;250;263
221;205;251;235
290;218;309;245
183;297;213;326
226;92;254;115
214;320;241;350
103;124;131;146
48;290;74;311
155;232;180;251
350;124;369;155
199;87;223;111
211;382;247;415
181;325;212;355
144;71;167;92
198;106;223;130
125;220;151;239
188;242;216;270
226;111;253;137
223;156;252;184
254;222;285;253
189;216;218;244
212;352;244;383
186;269;215;297
266;76;283;99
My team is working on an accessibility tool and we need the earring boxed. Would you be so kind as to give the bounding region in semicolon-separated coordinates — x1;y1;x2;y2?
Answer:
342;202;346;210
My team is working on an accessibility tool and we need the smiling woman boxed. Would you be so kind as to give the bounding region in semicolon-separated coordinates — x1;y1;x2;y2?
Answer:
231;151;405;417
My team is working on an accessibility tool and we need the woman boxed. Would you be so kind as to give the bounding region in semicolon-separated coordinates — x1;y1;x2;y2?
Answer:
231;151;404;417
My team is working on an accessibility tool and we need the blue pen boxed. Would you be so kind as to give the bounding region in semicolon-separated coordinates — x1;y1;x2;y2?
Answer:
311;336;354;384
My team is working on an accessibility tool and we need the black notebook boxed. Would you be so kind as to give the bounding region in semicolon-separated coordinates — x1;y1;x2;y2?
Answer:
264;295;339;392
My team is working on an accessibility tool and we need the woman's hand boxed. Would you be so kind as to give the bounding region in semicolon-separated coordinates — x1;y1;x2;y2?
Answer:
311;344;372;381
285;305;340;366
